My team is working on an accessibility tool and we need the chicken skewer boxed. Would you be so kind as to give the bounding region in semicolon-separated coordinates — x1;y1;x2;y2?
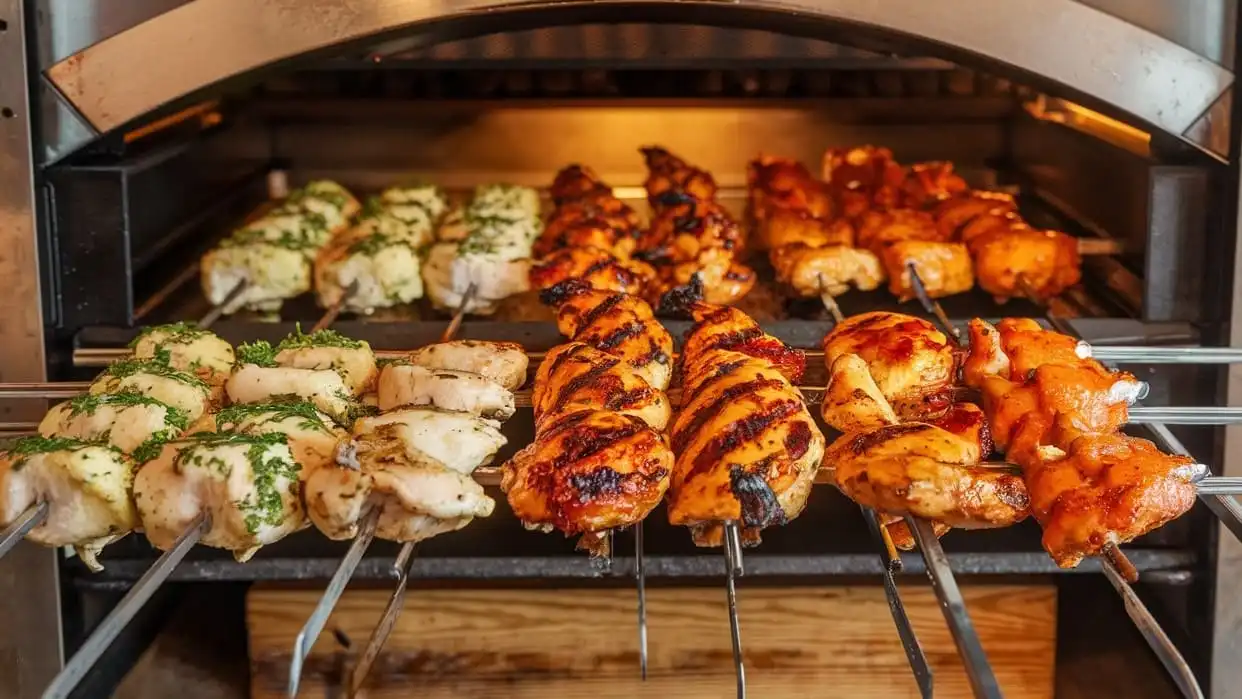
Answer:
907;269;1205;699
0;292;242;561
43;295;360;699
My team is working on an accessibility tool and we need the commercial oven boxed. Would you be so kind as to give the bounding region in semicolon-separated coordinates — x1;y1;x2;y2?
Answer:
2;2;1242;698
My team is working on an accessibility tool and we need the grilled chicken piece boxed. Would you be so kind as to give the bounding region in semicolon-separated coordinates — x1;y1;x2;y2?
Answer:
201;181;358;313
304;424;494;542
90;358;214;422
130;323;235;384
226;364;352;424
549;164;612;205
639;199;746;263
40;392;190;458
405;340;530;390
963;319;1145;458
377;363;515;419
770;243;884;298
821;146;906;215
271;331;378;395
640;146;717;209
664;282;805;384
879;240;974;301
882;514;952;551
820;354;899;433
758;210;854;250
423;184;541;315
900;161;969;206
652;250;757;307
134;432;305;562
0;438;138;571
1022;434;1198;568
502;410;672;545
822;312;958;420
532;342;671;432
541;279;674;390
354;408;507;474
932;191;1018;240
827;402;1028;529
668;346;824;546
854;209;942;250
969;228;1081;302
535;212;639;259
211;400;347;474
746;156;835;225
529;246;656;296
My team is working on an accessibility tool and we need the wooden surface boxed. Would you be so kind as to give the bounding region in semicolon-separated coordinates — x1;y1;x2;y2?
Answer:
248;584;1056;698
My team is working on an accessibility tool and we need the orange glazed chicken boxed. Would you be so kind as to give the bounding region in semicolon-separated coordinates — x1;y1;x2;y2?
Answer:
661;283;824;546
640;146;718;210
529;246;656;296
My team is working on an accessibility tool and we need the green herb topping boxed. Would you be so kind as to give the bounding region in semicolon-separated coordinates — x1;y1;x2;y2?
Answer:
66;391;190;431
6;436;114;469
216;398;338;433
171;431;300;535
277;325;363;351
103;356;209;391
235;340;279;368
129;322;212;349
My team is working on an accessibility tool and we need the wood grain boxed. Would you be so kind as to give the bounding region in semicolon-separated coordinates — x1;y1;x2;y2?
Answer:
249;584;1054;698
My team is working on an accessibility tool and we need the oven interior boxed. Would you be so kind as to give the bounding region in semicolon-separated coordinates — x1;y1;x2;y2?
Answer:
30;18;1235;699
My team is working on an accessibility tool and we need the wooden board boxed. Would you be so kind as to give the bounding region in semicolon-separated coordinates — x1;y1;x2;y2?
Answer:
248;584;1055;699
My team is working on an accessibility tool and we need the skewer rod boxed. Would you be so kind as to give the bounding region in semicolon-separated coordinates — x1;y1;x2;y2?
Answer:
723;521;747;699
1083;345;1242;364
1101;558;1205;699
42;512;211;699
349;542;417;698
908;516;1003;699
287;508;380;698
197;278;249;329
0;501;49;560
1143;423;1242;544
863;507;933;698
1128;406;1242;425
636;522;649;680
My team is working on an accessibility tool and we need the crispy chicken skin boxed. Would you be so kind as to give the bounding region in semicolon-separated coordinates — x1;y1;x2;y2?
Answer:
541;279;674;390
747;155;836;224
668;347;824;546
932;191;1017;240
827;405;1028;529
969;228;1081;302
529;246;656;297
534;216;638;260
759;209;854;250
821;146;906;214
651;249;757;307
769;243;884;298
1023;434;1198;568
662;280;805;384
822;312;958;420
901;161;969;206
638;199;747;264
855;209;942;250
533;342;671;433
640;146;718;210
879;240;975;301
963;319;1144;458
549;164;612;205
502;410;672;540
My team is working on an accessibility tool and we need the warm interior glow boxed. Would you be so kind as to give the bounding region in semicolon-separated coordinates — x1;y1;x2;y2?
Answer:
1024;96;1151;154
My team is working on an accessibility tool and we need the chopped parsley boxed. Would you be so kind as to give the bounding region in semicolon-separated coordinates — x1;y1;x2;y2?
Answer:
216;398;338;433
170;431;300;535
103;356;209;391
129;322;211;349
346;231;419;258
235;340;278;367
6;436;113;469
66;391;190;431
277;325;363;351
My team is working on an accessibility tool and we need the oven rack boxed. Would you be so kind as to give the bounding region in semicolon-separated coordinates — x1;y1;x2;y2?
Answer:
9;316;1236;699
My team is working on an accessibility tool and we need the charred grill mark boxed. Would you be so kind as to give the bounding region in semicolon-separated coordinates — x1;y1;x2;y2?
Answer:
578;291;627;330
635;337;670;370
730;465;788;529
581;257;621;279
569;467;625;499
604;386;657;412
552;358;623;414
672;377;786;452
539;278;593;307
703;327;765;354
689;399;802;479
784;421;813;460
552;419;646;471
848;423;930;456
595;322;646;351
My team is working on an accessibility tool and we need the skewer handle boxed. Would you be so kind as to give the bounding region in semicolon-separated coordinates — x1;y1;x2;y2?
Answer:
908;516;1003;699
42;513;211;699
905;263;962;342
288;508;379;698
0;501;49;560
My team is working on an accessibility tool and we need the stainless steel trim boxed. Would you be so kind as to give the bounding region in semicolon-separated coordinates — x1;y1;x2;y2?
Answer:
0;1;61;697
44;0;1233;141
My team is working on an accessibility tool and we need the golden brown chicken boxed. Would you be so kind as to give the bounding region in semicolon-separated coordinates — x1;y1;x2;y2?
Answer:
637;198;746;263
854;209;942;250
822;311;959;421
1021;433;1198;568
968;228;1082;302
640;146;718;210
963;318;1145;460
879;240;975;301
541;279;674;390
821;145;906;215
900;161;969;207
532;342;671;432
827;403;1028;530
769;243;884;298
661;287;823;546
758;210;854;250
746;156;836;228
529;246;656;296
932;191;1018;240
650;251;757;307
549;164;612;205
534;215;638;260
502;409;673;552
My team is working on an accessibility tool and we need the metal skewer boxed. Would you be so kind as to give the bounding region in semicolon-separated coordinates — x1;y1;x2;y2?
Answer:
347;283;477;697
42;512;212;699
0;501;49;559
635;522;649;680
308;280;359;333
908;517;1003;698
197;278;250;329
722;521;747;699
863;508;934;698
